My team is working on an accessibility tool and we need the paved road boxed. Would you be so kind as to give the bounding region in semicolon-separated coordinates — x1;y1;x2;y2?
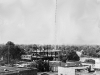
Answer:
37;71;100;75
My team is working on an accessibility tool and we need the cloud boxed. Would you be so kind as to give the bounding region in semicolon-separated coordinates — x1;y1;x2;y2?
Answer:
0;0;55;44
0;0;100;45
57;0;100;45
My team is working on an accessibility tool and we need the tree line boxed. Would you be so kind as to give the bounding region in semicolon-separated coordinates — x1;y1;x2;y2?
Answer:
18;44;100;57
0;41;100;65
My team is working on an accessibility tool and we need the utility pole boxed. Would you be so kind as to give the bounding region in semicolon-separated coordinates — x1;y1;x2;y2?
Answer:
8;45;10;65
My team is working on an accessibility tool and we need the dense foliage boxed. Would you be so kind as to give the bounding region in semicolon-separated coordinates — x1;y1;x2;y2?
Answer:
0;41;25;64
59;50;80;62
0;42;100;65
36;59;49;72
17;44;100;58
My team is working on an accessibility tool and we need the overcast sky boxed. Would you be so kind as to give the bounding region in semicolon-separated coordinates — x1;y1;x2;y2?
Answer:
0;0;100;45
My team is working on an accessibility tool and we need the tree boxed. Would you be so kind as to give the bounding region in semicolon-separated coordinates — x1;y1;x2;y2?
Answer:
32;44;38;50
6;41;15;46
59;50;80;63
67;50;80;61
0;41;25;64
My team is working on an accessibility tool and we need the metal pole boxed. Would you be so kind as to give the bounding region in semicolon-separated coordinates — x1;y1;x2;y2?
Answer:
54;0;57;50
36;49;37;60
47;47;48;59
8;46;9;65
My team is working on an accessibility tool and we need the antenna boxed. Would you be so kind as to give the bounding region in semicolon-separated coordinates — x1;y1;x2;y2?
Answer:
54;0;57;50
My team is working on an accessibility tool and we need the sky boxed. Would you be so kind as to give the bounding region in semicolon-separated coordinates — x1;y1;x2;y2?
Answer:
0;0;100;45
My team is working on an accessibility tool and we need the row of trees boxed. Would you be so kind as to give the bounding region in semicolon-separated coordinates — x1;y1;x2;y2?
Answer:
18;44;100;57
18;44;100;51
0;41;100;64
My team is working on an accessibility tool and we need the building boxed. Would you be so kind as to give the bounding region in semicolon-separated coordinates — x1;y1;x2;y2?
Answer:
21;55;32;61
